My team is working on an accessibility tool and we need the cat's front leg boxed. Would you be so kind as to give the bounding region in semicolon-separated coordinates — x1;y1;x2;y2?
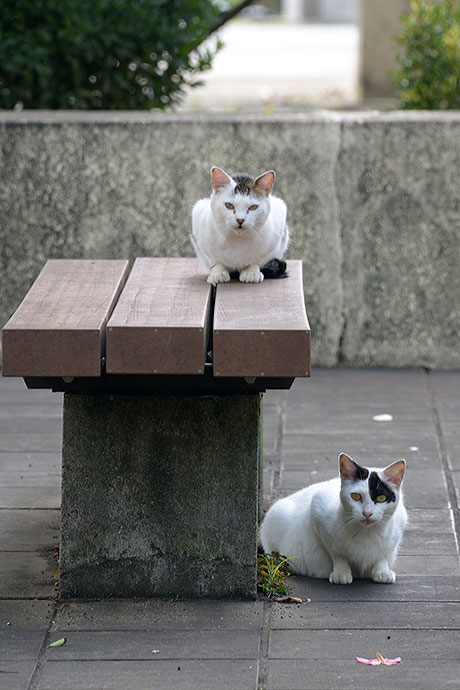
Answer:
208;263;231;286
239;264;264;283
329;555;353;585
371;558;396;584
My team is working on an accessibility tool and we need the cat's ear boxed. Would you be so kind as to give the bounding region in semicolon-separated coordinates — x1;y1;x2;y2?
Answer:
211;167;232;192
383;460;406;487
339;453;369;481
253;170;275;197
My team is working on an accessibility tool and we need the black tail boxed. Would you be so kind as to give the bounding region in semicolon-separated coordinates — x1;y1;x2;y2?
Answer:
261;258;288;279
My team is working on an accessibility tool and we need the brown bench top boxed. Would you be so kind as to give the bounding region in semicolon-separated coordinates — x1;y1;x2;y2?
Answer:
2;257;310;381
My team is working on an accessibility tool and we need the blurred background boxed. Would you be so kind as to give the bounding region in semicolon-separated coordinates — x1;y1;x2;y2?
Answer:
181;0;360;111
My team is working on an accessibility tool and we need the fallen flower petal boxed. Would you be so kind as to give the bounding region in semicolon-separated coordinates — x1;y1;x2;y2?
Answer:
356;657;381;665
372;414;393;422
356;653;401;666
48;637;67;648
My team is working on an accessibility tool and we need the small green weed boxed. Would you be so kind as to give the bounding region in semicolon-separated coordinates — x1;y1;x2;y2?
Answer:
257;552;294;598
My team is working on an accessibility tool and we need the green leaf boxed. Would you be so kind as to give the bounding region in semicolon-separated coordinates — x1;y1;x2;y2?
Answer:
48;637;67;648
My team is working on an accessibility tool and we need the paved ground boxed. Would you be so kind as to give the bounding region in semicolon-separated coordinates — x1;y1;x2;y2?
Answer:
1;368;460;689
181;22;359;111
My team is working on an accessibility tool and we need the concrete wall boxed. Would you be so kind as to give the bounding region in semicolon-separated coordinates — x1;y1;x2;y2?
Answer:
1;110;460;369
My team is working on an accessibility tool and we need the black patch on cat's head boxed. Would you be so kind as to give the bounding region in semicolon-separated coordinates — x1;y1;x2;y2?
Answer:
231;173;254;196
369;471;396;504
353;463;369;481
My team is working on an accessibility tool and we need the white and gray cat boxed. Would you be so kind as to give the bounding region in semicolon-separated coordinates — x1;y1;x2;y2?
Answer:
191;166;289;285
260;453;407;584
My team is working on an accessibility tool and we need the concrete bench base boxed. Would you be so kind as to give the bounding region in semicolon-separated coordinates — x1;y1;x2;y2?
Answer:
60;393;262;599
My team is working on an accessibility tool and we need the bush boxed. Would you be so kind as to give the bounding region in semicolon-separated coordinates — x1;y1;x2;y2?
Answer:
393;0;460;109
0;0;223;110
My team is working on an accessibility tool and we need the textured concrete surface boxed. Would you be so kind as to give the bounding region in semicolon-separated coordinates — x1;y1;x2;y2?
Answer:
2;111;460;368
2;369;460;689
60;393;261;599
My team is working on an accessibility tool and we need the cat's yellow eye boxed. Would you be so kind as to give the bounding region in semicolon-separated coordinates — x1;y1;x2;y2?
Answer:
376;494;387;503
248;204;258;211
351;492;361;501
225;202;234;210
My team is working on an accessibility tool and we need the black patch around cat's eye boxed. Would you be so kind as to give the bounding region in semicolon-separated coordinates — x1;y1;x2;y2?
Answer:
369;471;396;504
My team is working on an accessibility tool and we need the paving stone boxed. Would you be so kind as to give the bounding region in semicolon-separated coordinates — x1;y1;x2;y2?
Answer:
0;629;46;661
270;601;460;630
0;451;61;472
46;629;260;660
39;659;258;690
0;417;61;436
0;552;56;598
0;660;36;690
280;432;439;461
0;509;59;550
396;555;460;577
0;433;61;453
269;628;460;660
399;529;458;556
430;372;460;422
53;600;264;632
0;472;61;489
406;507;453;529
288;575;460;602
0;488;60;509
0;599;55;628
266;659;460;690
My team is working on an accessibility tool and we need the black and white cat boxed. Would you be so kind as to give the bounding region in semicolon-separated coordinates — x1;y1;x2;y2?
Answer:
191;167;289;285
260;453;407;584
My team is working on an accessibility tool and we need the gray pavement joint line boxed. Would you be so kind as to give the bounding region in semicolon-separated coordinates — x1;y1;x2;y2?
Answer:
27;600;58;690
424;369;460;560
257;600;272;690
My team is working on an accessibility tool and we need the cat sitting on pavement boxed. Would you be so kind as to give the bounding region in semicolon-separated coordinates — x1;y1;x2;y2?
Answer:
260;453;407;585
191;167;289;286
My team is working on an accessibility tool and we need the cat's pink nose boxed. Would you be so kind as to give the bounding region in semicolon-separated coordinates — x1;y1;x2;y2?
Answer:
236;218;244;226
363;511;373;519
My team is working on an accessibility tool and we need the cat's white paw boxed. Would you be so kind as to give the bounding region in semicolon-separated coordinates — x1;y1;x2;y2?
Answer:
329;569;353;585
372;569;396;584
207;268;230;285
239;267;264;283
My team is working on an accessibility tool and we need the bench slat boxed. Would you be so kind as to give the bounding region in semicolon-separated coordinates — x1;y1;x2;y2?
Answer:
106;258;211;375
213;260;310;378
2;259;129;377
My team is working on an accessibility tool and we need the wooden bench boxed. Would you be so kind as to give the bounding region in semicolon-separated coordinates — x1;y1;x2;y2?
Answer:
2;257;310;599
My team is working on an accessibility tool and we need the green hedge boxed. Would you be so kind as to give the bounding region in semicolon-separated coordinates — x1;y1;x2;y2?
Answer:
0;0;222;109
393;0;460;109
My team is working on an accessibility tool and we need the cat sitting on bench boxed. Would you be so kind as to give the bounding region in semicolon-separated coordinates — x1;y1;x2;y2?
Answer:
260;453;407;584
191;167;289;286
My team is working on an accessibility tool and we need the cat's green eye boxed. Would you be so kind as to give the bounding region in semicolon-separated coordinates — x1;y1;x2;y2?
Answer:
351;492;361;502
376;494;387;503
248;204;259;211
225;202;234;210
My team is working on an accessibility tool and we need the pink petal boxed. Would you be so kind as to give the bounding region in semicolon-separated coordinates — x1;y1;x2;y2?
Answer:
356;657;380;665
382;657;402;666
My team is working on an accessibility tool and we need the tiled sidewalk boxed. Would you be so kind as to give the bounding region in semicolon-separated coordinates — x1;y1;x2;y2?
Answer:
1;369;459;689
